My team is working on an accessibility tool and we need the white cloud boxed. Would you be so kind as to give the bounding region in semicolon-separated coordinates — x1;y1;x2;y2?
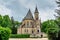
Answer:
0;0;57;22
19;0;35;10
19;0;57;22
0;5;12;17
39;9;56;22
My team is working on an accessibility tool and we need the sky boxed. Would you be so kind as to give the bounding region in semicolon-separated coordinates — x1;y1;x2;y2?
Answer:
0;0;58;22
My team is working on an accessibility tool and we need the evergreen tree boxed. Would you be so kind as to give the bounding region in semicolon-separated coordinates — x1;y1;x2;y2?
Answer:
11;16;17;34
11;16;21;34
11;17;17;34
55;0;60;40
55;0;60;19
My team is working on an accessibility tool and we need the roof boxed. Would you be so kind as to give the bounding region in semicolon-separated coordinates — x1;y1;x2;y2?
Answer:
23;9;34;21
35;6;39;13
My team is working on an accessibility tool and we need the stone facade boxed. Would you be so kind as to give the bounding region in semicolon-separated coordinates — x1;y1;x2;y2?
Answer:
17;6;41;37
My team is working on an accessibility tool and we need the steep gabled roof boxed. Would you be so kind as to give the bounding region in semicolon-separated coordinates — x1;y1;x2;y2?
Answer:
23;9;34;21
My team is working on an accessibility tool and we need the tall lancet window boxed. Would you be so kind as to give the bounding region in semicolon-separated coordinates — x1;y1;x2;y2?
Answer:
37;30;39;34
30;22;34;28
27;21;29;27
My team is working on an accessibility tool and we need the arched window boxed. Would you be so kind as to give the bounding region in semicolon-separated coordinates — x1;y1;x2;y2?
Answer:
27;21;29;27
36;18;38;20
25;29;26;32
37;30;39;33
31;22;34;28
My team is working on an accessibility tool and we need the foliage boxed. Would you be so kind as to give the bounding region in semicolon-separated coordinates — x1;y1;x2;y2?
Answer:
0;26;11;40
41;21;48;33
10;34;30;38
11;17;21;34
0;15;3;26
41;20;59;40
1;15;12;28
0;15;21;34
55;18;60;40
55;0;60;39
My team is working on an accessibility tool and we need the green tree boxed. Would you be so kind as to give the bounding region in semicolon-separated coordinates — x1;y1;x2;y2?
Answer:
42;20;59;40
11;16;21;34
55;0;60;39
0;26;11;40
47;20;58;40
1;15;12;28
0;15;3;26
41;20;48;33
0;15;21;34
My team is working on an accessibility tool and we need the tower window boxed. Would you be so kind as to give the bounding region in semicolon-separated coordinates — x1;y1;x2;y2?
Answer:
37;30;39;33
36;18;38;20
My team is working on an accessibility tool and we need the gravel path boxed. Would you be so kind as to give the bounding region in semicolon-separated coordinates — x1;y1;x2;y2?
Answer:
9;38;48;40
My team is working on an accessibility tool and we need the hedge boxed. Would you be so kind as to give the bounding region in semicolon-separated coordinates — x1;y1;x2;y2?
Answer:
0;27;11;40
10;34;30;38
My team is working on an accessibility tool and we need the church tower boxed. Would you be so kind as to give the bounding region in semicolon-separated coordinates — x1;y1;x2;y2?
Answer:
34;6;40;27
34;6;41;37
34;6;39;20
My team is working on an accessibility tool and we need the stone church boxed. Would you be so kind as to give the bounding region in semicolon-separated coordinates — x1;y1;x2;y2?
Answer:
17;6;41;37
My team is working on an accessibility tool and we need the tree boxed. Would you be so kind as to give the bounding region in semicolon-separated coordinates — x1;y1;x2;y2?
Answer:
1;15;12;28
0;15;21;34
47;20;58;40
11;16;16;34
41;20;59;40
11;17;21;34
41;21;48;33
0;15;3;26
0;26;11;40
55;0;60;39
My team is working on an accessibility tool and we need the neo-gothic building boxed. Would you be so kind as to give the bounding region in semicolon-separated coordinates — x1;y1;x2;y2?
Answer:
17;6;41;37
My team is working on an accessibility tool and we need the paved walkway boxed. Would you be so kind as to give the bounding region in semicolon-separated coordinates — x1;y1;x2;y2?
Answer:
9;38;48;40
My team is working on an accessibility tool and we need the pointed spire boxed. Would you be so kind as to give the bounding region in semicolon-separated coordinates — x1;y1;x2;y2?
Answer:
28;9;31;14
35;6;38;13
23;9;34;21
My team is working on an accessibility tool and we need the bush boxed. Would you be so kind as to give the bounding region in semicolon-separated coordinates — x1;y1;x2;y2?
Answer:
10;34;30;38
0;26;11;40
48;31;57;40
